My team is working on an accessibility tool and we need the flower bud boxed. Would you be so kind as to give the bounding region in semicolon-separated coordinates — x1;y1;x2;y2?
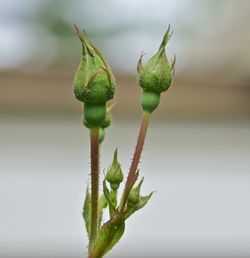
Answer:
137;26;176;113
73;25;116;127
127;178;144;208
105;149;123;191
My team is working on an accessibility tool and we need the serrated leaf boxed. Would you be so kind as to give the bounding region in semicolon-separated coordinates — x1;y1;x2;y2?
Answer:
89;213;124;258
83;187;91;237
104;221;125;255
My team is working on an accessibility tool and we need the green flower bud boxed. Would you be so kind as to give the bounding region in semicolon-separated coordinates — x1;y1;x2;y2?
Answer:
127;178;144;208
137;26;176;113
125;191;153;220
105;149;123;191
73;25;116;127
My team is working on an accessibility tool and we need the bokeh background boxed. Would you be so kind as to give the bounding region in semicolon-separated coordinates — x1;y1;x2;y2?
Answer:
1;0;250;257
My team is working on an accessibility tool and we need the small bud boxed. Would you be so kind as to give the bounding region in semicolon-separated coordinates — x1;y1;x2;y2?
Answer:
127;178;144;208
105;149;123;191
137;26;176;113
125;191;153;220
73;25;116;127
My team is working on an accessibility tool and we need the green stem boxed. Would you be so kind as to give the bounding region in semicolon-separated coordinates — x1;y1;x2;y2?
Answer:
89;128;100;248
121;112;150;211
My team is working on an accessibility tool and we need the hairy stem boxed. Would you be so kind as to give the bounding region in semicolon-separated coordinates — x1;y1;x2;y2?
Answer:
89;128;100;248
121;112;150;211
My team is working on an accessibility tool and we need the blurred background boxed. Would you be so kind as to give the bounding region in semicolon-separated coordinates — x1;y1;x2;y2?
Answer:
0;0;250;257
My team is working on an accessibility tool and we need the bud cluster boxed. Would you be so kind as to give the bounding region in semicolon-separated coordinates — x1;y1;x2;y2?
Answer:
73;25;176;258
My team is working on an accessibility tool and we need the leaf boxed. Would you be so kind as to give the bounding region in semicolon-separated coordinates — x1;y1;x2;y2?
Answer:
83;187;91;237
89;213;124;258
104;221;125;255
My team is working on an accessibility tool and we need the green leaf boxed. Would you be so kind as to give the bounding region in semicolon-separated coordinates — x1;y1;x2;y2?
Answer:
83;187;91;237
89;213;124;258
104;221;125;255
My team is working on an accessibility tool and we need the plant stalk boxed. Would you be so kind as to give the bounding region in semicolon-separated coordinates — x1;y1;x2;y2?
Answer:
121;112;150;211
89;127;100;248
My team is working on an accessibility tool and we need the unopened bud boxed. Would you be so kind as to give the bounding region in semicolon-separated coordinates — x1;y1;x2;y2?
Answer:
137;26;176;113
127;178;144;208
105;149;123;191
73;25;116;127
